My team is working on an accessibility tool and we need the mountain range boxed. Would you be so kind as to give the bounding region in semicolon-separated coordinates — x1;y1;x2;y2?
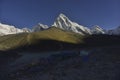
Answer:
1;14;120;80
0;13;119;36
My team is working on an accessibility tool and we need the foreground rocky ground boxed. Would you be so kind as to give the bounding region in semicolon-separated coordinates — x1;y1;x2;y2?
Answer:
0;46;120;80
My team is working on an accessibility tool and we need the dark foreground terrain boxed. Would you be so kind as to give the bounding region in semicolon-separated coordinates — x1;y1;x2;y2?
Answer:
0;45;120;80
0;28;120;80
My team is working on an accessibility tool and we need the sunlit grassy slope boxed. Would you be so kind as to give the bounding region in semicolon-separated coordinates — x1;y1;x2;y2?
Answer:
0;27;84;51
1;27;120;52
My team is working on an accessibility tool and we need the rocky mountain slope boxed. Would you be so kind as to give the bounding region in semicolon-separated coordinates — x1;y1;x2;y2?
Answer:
0;14;120;36
91;25;106;34
52;13;91;35
0;27;84;51
32;23;49;32
0;23;30;36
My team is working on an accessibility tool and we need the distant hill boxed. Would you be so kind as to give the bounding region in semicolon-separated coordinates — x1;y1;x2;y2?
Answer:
0;27;120;53
0;27;84;52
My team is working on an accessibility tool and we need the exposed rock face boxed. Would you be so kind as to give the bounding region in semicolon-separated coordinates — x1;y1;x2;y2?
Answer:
53;13;91;35
32;23;49;32
91;25;106;34
1;14;120;36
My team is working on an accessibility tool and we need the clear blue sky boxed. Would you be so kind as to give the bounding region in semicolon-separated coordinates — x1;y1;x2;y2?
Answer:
0;0;120;29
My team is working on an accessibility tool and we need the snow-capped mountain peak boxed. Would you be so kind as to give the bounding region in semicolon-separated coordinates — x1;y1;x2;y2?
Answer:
107;26;120;35
91;25;105;34
22;28;31;32
59;13;68;19
53;13;91;35
1;14;120;36
0;23;26;36
32;23;49;32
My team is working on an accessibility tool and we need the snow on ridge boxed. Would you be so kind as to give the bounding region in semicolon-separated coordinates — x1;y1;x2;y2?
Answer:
0;23;29;36
1;13;120;36
32;23;49;32
52;13;92;35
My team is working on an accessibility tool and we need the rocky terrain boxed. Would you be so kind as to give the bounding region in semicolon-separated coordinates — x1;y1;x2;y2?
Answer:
0;45;120;80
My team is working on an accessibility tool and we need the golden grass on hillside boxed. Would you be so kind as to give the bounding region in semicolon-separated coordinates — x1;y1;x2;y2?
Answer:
0;27;84;51
28;27;84;43
0;33;28;50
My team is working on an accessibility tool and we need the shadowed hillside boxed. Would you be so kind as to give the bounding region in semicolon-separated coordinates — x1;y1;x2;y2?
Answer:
0;27;84;51
0;27;120;80
1;46;120;80
0;27;120;53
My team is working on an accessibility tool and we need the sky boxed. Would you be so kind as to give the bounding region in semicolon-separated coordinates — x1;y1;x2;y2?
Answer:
0;0;120;29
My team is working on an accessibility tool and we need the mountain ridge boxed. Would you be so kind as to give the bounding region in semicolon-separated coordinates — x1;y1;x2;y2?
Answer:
0;13;120;36
0;27;84;51
0;23;30;36
52;13;92;35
